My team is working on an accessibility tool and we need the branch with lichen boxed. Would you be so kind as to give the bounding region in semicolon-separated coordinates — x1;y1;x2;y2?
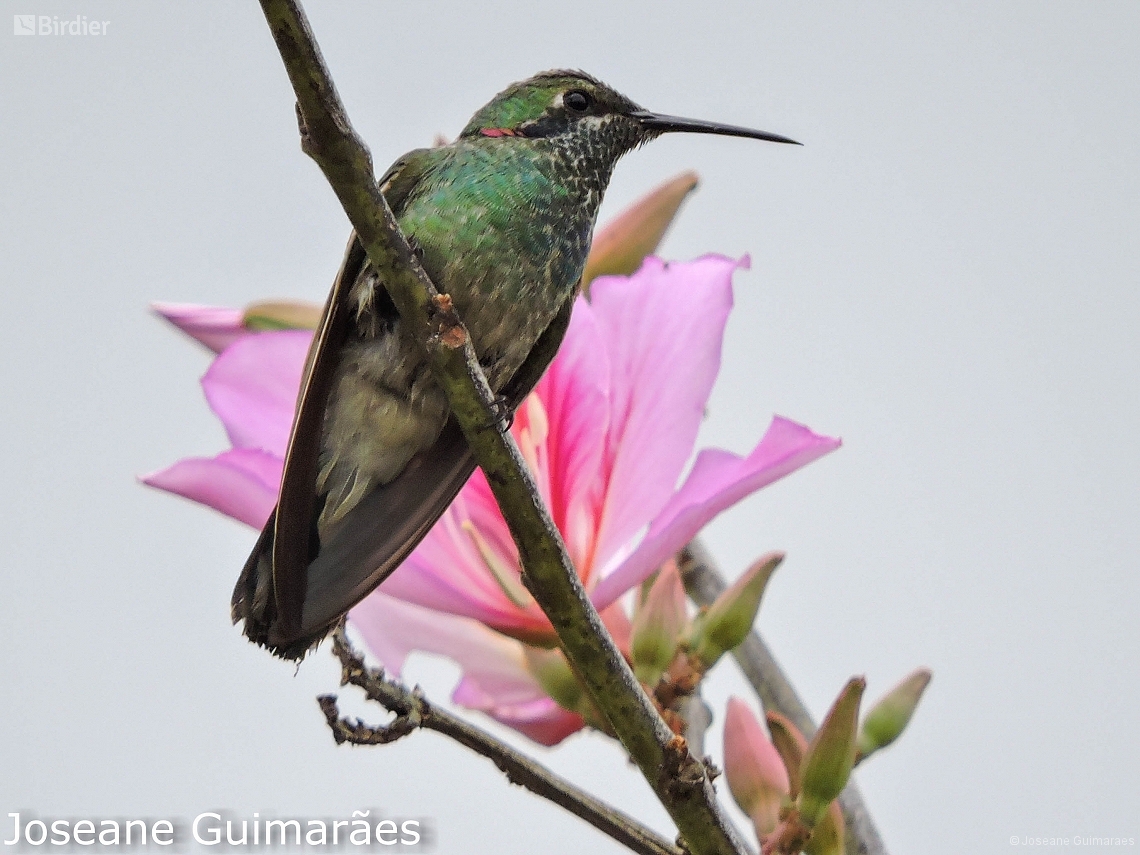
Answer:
256;1;749;852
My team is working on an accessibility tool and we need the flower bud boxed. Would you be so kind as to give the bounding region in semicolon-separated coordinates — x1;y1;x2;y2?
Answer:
523;646;584;714
631;561;689;684
765;710;809;798
798;677;865;825
803;801;845;855
689;552;782;667
723;698;790;836
243;299;323;331
582;172;699;287
857;668;932;760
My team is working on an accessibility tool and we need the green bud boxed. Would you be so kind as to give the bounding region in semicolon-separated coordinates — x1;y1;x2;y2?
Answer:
581;172;699;288
803;800;845;855
631;561;688;684
765;710;809;798
857;668;932;760
689;552;782;667
523;647;584;714
798;676;866;825
242;299;323;331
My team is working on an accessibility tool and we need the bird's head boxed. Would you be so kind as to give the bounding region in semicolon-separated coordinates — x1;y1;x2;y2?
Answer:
460;69;799;158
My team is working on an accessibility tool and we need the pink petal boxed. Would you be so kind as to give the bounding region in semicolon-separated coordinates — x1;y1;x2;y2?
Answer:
592;416;841;609
141;448;282;529
383;481;539;631
384;500;538;631
386;471;555;639
201;330;311;456
588;255;746;571
533;299;611;570
457;688;584;746
152;302;247;354
348;591;514;676
349;594;584;745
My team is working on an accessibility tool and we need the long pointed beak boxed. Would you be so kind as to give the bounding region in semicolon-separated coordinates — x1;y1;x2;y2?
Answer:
631;110;801;146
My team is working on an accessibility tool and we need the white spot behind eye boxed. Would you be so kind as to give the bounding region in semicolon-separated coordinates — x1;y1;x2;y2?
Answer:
551;92;564;110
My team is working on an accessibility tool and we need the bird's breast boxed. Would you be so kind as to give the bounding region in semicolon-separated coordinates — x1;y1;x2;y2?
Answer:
396;144;603;386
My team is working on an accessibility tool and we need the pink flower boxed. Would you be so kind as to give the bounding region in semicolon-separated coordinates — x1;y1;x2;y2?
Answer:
351;256;840;742
144;255;841;745
361;257;839;636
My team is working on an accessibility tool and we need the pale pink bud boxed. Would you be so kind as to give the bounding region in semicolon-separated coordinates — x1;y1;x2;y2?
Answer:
724;697;790;836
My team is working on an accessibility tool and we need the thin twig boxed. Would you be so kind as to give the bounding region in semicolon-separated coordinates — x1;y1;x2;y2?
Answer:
678;540;889;855
255;3;749;853
322;626;683;855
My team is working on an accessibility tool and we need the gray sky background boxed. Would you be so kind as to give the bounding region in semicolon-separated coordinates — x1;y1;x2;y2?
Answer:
2;2;1137;853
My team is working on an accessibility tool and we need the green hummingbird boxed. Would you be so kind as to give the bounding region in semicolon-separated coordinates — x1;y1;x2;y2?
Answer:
232;69;798;659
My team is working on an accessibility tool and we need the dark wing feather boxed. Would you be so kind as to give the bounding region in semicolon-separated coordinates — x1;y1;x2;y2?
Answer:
270;237;365;639
296;290;575;640
231;233;365;650
298;419;473;635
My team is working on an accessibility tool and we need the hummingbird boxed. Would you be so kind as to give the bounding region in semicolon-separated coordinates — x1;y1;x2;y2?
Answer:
232;69;799;659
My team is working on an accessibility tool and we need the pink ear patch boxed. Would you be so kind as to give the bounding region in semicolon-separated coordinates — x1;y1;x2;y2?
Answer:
480;128;518;137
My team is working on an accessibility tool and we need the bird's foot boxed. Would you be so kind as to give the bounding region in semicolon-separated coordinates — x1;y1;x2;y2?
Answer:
484;395;514;431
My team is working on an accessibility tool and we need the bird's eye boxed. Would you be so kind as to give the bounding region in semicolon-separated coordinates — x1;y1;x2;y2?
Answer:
564;90;591;113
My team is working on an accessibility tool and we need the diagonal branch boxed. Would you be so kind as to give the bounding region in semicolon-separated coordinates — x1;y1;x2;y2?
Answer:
256;2;748;852
678;541;889;855
321;626;683;855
